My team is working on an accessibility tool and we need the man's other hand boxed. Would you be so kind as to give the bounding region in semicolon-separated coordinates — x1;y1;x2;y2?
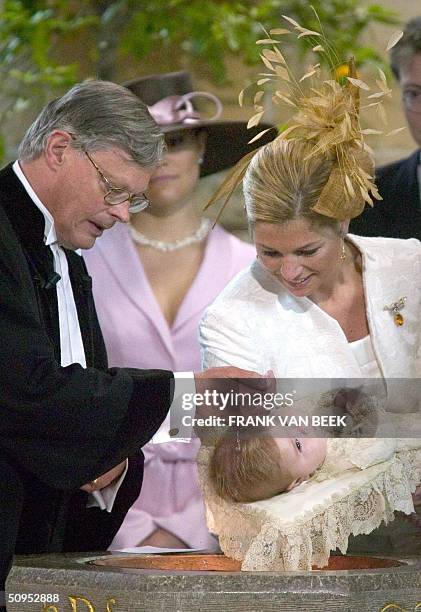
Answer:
80;460;127;493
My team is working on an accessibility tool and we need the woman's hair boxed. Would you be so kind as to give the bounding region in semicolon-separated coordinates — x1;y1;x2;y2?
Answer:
209;433;293;503
243;138;340;231
19;80;165;166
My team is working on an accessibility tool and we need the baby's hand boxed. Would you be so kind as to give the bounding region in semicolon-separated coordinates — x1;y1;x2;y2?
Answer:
332;388;379;437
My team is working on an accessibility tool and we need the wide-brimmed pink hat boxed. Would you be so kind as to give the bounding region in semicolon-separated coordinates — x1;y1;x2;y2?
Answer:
123;70;277;177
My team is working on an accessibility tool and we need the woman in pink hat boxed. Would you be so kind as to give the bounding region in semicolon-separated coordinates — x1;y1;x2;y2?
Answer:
83;71;276;550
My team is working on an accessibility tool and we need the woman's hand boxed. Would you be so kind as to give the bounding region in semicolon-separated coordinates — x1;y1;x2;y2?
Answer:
138;528;188;549
194;367;275;418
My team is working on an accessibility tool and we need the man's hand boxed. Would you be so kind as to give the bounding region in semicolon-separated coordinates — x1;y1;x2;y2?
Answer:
194;366;273;391
194;365;269;381
192;366;275;421
80;460;127;493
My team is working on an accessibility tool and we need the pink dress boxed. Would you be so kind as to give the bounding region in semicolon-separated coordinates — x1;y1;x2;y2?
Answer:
83;222;254;549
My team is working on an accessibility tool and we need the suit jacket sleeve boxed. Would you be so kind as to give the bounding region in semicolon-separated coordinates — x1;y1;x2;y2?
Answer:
0;200;174;492
350;151;421;239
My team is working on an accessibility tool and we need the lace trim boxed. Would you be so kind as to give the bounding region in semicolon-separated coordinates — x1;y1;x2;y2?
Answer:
198;448;421;571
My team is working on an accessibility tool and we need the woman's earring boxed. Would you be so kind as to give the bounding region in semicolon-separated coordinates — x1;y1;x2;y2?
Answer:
198;156;204;165
340;237;346;261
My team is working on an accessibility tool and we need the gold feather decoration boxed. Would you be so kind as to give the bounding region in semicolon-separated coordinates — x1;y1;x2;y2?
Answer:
206;10;399;223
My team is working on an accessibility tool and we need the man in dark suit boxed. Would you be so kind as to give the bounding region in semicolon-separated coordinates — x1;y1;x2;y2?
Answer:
0;79;260;601
351;17;421;239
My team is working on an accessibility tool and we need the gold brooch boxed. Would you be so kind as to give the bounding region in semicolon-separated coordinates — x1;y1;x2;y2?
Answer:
383;296;407;326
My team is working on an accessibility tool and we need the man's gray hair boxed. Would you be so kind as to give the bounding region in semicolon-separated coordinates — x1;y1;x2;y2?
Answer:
390;17;421;80
18;80;165;165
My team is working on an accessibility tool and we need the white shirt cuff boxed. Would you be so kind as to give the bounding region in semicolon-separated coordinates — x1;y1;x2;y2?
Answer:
86;459;129;513
151;372;195;444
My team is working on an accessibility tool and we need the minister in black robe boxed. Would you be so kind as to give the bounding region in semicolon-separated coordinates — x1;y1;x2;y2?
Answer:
0;161;176;587
0;80;261;602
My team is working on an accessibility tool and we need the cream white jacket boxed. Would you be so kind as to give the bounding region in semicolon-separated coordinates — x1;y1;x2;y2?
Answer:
200;235;421;403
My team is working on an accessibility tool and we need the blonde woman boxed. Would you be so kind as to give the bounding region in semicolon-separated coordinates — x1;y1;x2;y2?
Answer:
199;137;421;555
200;137;421;381
198;17;421;559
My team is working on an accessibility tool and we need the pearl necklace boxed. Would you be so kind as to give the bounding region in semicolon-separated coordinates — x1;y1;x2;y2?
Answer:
129;218;212;252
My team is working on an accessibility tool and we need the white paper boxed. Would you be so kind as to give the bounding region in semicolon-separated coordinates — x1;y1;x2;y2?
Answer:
113;546;206;554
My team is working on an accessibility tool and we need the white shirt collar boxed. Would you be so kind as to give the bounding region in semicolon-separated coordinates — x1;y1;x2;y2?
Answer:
12;160;58;246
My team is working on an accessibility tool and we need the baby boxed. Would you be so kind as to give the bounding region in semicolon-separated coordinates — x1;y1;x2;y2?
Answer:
209;388;371;502
210;386;421;503
209;433;327;503
210;432;420;503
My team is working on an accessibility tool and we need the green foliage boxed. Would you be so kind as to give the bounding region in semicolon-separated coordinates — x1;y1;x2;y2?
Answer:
281;0;398;69
0;0;399;162
0;1;96;89
118;0;398;79
0;0;97;157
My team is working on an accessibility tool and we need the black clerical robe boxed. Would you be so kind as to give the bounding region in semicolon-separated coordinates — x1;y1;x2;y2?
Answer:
0;164;174;588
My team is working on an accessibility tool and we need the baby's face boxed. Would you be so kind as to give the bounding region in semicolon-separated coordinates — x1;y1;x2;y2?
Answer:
273;437;327;490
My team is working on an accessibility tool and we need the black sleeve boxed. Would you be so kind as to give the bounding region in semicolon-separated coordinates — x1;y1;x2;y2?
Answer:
0;203;174;491
350;157;421;239
63;452;145;552
349;165;393;237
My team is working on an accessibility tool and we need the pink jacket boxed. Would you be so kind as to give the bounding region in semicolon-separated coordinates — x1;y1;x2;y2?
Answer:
83;222;254;549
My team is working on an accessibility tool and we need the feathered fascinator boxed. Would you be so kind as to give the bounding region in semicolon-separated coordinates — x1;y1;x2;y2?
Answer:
204;14;404;222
